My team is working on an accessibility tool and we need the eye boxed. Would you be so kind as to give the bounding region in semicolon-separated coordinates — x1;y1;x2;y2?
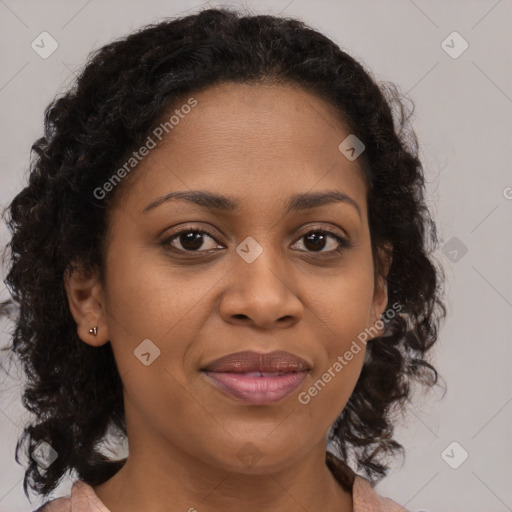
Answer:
292;229;351;255
161;226;351;255
161;227;223;253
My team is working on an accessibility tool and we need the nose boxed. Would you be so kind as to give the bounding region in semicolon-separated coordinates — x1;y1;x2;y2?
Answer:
219;249;303;330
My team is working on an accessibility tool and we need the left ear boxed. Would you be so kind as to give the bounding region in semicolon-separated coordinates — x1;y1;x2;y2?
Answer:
369;243;393;333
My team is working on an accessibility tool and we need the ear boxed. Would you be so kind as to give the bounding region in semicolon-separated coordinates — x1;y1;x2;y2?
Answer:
369;243;393;336
63;261;110;347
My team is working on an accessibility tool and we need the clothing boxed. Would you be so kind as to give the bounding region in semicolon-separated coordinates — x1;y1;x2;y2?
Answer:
33;453;408;512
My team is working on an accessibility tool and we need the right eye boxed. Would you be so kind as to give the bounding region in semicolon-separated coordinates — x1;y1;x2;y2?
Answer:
160;227;224;253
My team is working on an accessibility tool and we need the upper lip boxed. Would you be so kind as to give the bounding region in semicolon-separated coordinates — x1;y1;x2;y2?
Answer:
201;350;311;373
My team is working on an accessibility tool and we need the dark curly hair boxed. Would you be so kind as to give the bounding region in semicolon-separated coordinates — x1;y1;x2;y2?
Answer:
0;6;446;501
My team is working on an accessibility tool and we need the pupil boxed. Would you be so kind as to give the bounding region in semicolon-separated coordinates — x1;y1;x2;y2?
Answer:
181;232;203;250
304;232;326;251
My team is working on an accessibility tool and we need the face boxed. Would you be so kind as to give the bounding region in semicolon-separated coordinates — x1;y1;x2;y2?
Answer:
66;82;390;475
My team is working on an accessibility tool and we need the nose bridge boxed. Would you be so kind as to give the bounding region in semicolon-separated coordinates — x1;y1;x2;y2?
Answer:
220;234;302;327
234;234;288;298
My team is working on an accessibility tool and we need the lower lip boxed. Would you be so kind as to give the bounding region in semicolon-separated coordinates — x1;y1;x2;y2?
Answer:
202;371;309;404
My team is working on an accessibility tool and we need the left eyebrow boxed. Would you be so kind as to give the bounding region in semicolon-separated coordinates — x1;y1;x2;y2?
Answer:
142;189;361;219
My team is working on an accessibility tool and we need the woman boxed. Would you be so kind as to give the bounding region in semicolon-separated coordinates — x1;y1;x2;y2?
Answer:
1;7;445;512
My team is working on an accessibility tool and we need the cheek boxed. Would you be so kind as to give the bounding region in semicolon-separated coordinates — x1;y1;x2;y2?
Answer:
101;247;188;383
298;284;370;422
298;262;374;411
307;260;376;343
297;350;365;437
104;240;212;340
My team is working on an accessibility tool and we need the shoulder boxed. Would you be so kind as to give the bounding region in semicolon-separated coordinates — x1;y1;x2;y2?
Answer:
32;471;407;512
353;475;409;512
325;451;408;511
32;480;110;512
33;496;70;512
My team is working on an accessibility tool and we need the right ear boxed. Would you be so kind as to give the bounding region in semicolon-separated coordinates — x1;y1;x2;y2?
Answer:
63;261;110;347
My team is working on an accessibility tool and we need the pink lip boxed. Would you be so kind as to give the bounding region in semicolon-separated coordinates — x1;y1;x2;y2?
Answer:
203;370;309;404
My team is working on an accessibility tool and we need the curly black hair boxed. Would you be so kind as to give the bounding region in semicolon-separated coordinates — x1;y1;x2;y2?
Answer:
0;6;446;501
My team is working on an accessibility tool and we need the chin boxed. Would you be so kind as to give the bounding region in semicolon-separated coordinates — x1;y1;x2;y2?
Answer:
203;435;309;475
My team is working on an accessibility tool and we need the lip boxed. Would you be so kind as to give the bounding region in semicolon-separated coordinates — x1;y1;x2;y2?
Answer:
201;350;311;373
203;371;309;404
201;350;311;405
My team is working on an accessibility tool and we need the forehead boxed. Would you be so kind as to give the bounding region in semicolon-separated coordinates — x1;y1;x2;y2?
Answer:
111;82;367;218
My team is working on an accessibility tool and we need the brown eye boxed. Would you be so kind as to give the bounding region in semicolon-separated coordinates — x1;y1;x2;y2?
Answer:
292;230;350;254
161;228;223;253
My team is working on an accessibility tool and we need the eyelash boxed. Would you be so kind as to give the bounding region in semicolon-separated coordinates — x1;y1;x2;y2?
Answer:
160;225;351;256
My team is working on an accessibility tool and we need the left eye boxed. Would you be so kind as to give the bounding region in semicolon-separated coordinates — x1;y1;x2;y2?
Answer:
292;230;350;254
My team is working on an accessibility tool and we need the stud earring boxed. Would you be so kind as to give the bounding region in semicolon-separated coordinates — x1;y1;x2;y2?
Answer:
89;326;98;336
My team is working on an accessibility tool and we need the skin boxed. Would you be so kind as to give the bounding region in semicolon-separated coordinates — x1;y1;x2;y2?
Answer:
65;82;392;512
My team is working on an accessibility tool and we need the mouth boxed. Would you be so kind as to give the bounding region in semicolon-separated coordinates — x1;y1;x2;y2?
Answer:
200;350;311;405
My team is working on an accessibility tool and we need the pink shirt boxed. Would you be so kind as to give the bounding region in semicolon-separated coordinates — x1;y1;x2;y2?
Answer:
33;476;408;512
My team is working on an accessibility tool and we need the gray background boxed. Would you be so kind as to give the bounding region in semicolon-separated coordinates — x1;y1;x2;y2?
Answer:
1;1;511;511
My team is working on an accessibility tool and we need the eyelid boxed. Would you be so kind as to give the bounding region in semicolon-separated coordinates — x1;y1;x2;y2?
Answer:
295;223;349;240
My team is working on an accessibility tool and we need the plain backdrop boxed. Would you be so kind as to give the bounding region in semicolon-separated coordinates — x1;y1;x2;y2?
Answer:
1;1;511;511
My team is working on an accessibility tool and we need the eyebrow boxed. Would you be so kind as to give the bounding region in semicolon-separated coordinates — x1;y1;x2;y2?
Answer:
142;189;361;218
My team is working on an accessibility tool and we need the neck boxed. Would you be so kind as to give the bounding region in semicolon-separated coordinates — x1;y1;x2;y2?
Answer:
93;439;353;512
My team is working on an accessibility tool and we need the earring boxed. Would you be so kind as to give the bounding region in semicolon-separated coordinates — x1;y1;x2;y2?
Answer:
89;326;98;336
